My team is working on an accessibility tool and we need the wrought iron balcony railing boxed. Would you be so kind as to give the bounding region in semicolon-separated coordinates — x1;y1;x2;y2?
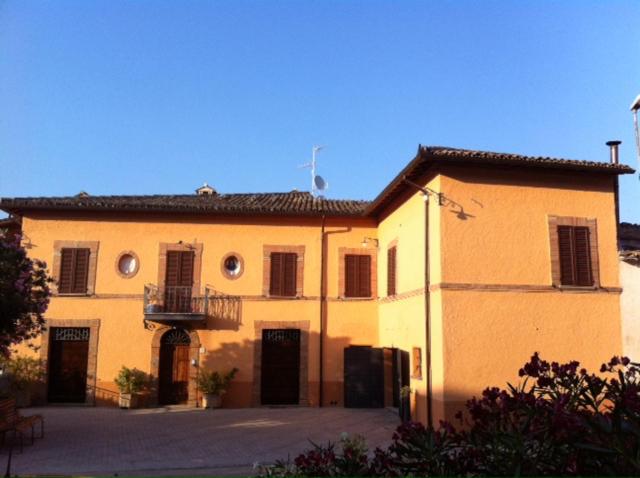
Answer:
143;285;209;317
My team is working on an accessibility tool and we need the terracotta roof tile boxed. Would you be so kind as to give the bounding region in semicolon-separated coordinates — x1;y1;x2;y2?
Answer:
0;192;369;218
366;145;635;216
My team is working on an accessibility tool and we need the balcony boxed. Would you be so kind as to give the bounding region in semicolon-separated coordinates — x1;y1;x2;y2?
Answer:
143;285;209;323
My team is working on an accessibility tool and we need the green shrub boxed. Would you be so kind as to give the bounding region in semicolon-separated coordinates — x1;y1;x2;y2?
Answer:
196;367;238;395
114;366;148;394
0;356;45;391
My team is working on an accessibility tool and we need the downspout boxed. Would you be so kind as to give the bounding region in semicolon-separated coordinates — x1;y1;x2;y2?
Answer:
424;194;433;429
607;141;622;249
402;176;434;429
319;214;326;407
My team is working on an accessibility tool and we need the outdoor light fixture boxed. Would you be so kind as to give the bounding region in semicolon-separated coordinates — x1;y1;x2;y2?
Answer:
361;237;379;248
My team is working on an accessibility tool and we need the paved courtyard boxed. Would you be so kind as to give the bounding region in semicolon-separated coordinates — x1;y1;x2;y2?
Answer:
9;406;399;476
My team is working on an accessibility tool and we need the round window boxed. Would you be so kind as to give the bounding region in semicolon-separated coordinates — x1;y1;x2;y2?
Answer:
221;253;244;280
116;252;139;278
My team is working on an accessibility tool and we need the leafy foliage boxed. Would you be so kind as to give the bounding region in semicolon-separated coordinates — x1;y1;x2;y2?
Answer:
114;366;149;394
0;234;52;356
0;356;45;392
196;367;238;395
258;354;640;476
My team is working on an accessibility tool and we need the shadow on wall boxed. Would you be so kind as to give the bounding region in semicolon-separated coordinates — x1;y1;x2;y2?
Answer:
199;332;353;409
206;293;242;331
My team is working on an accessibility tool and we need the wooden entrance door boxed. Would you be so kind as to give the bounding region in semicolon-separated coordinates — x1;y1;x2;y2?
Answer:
164;250;195;313
48;327;90;403
158;329;191;404
261;329;300;405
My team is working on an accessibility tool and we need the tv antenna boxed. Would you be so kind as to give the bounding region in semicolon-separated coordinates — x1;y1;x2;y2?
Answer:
299;145;329;197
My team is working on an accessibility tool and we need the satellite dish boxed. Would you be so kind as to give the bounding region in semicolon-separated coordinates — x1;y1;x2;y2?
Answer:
314;175;327;191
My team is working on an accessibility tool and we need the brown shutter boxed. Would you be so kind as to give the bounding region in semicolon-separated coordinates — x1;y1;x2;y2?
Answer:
179;251;195;287
269;253;283;296
165;251;181;287
358;255;371;297
345;255;357;297
72;248;90;293
387;246;397;296
58;248;89;294
573;227;593;286
558;225;593;286
58;248;75;293
558;226;575;285
345;254;371;298
283;253;297;296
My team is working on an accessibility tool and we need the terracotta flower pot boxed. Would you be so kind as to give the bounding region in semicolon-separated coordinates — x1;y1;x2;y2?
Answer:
202;393;222;409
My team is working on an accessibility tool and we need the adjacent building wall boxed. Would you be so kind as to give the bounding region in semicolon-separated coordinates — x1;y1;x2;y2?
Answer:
621;259;640;360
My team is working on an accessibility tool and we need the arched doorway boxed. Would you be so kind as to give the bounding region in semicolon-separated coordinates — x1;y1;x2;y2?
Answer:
158;328;191;405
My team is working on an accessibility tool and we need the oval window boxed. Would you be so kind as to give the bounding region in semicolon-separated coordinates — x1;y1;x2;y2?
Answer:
116;252;139;278
221;253;244;279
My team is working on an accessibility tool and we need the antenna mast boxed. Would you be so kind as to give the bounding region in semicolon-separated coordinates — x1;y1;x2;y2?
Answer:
299;146;328;197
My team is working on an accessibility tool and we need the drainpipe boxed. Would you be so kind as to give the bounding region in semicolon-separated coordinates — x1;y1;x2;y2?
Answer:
402;176;434;429
607;141;622;250
423;193;433;429
319;214;326;407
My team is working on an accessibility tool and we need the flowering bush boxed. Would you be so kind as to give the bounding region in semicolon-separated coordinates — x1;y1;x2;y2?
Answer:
258;354;640;476
0;234;52;356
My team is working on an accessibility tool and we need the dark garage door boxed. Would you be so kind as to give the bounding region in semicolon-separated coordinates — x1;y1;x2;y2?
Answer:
261;329;300;405
344;346;384;408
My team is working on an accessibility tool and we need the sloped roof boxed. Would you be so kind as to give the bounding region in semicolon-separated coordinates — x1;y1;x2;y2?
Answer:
0;192;370;218
1;145;634;220
365;145;635;216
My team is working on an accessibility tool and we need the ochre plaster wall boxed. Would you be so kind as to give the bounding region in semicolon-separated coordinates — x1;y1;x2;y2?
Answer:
376;175;441;424
434;166;622;422
19;213;378;407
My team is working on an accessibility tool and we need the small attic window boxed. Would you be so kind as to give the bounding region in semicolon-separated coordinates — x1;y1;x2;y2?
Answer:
196;183;216;196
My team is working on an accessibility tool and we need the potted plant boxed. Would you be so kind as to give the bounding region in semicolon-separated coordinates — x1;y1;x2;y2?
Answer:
197;367;238;409
145;287;163;313
114;366;147;409
0;356;45;407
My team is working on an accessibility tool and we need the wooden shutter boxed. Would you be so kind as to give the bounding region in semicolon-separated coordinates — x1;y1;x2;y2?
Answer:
283;253;297;296
59;248;90;294
165;251;194;287
178;251;194;287
387;246;397;296
270;252;297;296
573;227;592;286
558;226;575;285
269;253;283;295
557;226;593;286
345;255;358;297
165;251;181;287
345;254;371;298
358;255;371;297
73;249;90;293
412;347;422;379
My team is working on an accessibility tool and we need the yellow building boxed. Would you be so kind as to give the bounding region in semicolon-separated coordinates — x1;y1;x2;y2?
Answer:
1;145;633;426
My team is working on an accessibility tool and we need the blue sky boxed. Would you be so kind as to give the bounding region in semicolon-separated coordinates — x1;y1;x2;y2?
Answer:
1;1;639;222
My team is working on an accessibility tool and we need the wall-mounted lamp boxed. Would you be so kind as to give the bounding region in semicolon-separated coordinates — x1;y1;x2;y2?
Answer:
361;237;379;248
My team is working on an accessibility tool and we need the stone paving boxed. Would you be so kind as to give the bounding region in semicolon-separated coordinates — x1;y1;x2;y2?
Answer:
9;406;400;476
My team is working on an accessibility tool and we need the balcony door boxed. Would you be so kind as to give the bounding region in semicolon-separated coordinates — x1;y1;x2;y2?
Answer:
165;250;195;313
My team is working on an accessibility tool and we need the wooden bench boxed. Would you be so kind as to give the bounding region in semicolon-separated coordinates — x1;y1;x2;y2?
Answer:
0;398;44;453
